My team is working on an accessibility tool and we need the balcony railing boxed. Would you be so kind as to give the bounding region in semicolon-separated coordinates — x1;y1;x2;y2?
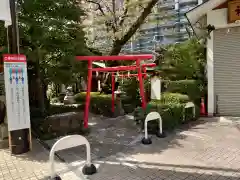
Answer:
179;0;198;6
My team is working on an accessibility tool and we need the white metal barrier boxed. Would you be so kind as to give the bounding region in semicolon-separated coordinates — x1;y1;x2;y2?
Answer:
142;112;165;145
49;135;96;179
183;102;195;122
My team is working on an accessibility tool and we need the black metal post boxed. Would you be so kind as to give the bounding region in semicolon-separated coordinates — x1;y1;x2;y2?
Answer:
8;0;18;54
8;0;30;155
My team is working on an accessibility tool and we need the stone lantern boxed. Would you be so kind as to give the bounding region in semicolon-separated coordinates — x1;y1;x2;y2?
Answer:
63;86;75;104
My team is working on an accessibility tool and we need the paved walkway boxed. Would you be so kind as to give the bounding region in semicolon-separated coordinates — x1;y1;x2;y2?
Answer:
1;116;240;179
0;140;65;180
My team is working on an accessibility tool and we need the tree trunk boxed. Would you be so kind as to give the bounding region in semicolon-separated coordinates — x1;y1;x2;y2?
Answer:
35;47;47;116
42;80;50;111
109;40;122;56
35;58;45;116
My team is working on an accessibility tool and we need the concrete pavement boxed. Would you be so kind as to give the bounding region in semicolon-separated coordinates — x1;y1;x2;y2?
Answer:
1;116;240;179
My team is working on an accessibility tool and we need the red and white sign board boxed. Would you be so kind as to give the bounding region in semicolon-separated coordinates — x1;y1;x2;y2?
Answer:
3;54;26;62
3;54;31;131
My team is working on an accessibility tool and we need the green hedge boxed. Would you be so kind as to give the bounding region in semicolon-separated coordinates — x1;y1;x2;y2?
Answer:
75;92;113;116
121;78;202;105
74;92;138;116
160;92;189;104
74;92;100;102
121;78;141;105
146;100;184;131
134;93;198;133
48;104;83;115
165;80;203;104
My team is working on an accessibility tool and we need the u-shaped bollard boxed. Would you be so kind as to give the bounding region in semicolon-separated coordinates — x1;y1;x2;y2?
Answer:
48;135;97;179
183;102;195;122
142;112;166;145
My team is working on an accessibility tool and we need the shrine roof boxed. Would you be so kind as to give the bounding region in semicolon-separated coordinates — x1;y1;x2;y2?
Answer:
185;0;226;25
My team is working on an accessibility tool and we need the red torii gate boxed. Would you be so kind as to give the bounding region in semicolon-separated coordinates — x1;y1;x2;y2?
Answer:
110;62;156;113
76;54;155;128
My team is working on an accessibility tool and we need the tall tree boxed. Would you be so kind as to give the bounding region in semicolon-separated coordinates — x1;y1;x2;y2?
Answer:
83;0;159;55
156;38;206;81
17;0;91;114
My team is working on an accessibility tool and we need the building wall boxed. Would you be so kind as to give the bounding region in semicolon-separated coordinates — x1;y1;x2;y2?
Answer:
207;9;240;29
207;8;240;115
213;27;240;116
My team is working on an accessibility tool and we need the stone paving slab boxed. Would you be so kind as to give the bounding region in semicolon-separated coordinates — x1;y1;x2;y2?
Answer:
85;117;240;180
1;116;240;179
45;115;140;163
73;117;240;180
0;140;84;180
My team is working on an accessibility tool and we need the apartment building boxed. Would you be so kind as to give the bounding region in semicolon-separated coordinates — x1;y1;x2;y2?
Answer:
86;0;202;53
123;0;202;52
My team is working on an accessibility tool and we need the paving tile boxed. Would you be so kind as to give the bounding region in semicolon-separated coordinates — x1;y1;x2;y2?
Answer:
1;116;240;179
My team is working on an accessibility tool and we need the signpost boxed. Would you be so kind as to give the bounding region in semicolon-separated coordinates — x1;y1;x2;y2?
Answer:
228;0;240;23
3;54;31;154
151;76;161;100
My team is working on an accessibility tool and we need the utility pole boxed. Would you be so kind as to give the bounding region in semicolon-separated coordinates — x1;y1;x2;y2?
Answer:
7;0;30;155
8;0;19;54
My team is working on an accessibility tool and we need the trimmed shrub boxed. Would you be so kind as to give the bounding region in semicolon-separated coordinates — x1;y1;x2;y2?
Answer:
166;80;203;104
75;92;138;116
121;78;141;105
121;95;139;113
74;92;100;102
145;98;184;131
89;94;113;116
75;92;113;116
161;93;189;104
134;93;198;133
48;104;83;115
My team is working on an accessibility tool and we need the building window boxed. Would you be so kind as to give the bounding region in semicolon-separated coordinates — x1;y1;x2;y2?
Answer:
156;35;164;42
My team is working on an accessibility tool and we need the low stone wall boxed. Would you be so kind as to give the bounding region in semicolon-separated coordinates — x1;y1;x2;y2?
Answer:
39;112;84;139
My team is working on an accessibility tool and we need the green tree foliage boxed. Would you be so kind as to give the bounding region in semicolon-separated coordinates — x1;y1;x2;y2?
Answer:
121;38;206;105
156;38;206;81
0;22;8;58
11;0;93;114
0;22;6;47
18;0;91;84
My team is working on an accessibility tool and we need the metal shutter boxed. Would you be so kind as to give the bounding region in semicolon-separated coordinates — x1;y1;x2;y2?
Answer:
213;26;240;116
